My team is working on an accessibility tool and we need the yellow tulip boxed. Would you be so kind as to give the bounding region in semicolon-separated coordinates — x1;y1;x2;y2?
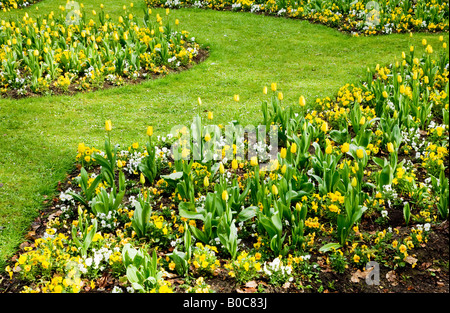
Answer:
272;185;278;196
325;145;332;155
233;94;240;102
280;148;287;159
147;126;153;136
278;92;283;100
231;159;238;170
290;143;297;154
105;120;112;131
387;142;394;153
299;95;306;107
140;173;145;185
204;133;211;142
204;176;209;187
250;156;258;167
207;111;213;120
219;162;224;174
356;149;364;159
341;142;350;153
222;190;229;202
263;86;268;95
271;82;277;91
351;177;357;187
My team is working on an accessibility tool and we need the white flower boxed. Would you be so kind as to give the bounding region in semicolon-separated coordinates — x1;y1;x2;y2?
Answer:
381;210;388;218
85;257;93;267
111;286;123;293
424;223;431;232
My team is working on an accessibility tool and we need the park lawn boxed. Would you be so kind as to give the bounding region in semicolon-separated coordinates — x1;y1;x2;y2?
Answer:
0;0;446;269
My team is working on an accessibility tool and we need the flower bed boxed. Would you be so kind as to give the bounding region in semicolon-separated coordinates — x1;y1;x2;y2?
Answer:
146;0;449;36
2;40;448;293
0;0;40;11
0;4;203;98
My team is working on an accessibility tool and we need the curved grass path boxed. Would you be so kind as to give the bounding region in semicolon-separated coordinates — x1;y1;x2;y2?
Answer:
0;0;447;269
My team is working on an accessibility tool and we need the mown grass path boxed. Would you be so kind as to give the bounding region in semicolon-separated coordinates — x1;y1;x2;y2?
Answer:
0;0;446;268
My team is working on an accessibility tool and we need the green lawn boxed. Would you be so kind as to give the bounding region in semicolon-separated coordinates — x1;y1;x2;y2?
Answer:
0;0;446;269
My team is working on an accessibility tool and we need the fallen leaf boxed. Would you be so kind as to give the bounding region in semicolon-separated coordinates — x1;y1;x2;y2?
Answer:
404;256;418;265
242;287;257;293
20;241;32;250
26;231;36;240
421;262;432;269
245;281;258;288
236;288;244;293
351;268;373;283
386;270;398;286
282;282;291;289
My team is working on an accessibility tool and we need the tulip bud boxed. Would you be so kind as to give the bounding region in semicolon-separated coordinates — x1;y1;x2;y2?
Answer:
207;111;213;120
147;126;153;136
222;190;229;202
272;184;278;196
271;83;277;91
325;145;333;155
341;142;350;153
351;177;357;187
280;148;287;159
250;156;258;167
263;86;268;94
204;133;211;142
299;95;306;107
387;142;394;153
356;149;364;159
290;143;297;154
204;176;209;187
105;120;112;131
219;162;224;174
232;159;238;170
140;173;145;185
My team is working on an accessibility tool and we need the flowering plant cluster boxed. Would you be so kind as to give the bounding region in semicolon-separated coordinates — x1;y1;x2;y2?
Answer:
146;0;449;36
2;32;448;292
0;0;39;11
0;4;200;97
